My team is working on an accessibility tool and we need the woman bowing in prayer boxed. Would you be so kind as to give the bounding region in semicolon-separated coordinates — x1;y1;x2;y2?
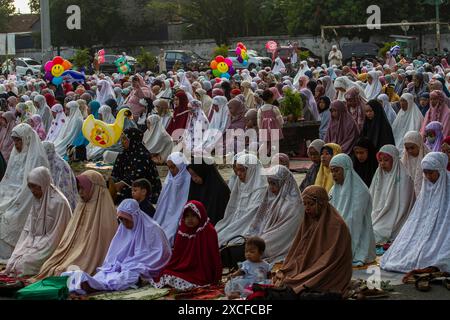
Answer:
153;152;191;246
64;199;172;295
181;99;209;153
216;153;267;247
35;170;118;279
325;101;359;155
362;100;395;152
392;93;424;153
203;96;229;152
381;152;450;273
370;145;416;244
273;186;353;298
401;131;430;199
0;124;49;263
152;201;222;291
314;143;342;193
352;137;378;188
247;165;305;264
143;114;174;164
330;154;376;266
42;142;78;210
124;74;153;121
300;139;325;192
3;167;72;277
187;157;230;225
111;128;162;205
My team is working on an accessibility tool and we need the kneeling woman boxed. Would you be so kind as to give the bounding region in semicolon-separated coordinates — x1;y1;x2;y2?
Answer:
4;167;72;277
274;186;353;297
35;170;118;279
151;201;222;291
64;199;172;294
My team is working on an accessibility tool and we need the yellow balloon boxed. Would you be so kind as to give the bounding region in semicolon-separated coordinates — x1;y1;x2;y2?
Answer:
82;108;131;148
217;62;229;74
51;64;64;77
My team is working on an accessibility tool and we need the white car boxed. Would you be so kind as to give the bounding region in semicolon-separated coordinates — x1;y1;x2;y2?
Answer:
2;58;42;76
227;49;272;70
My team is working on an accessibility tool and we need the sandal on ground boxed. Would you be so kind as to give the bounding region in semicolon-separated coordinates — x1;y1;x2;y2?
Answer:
357;287;389;300
415;275;432;292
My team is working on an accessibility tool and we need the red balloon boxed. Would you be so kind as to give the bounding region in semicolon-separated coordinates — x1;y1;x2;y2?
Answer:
215;55;225;63
53;56;64;65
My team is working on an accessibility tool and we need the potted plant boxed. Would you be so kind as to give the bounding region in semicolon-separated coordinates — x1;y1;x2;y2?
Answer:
280;88;303;123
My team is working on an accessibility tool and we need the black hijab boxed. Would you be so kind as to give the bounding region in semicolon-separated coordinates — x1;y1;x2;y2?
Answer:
362;100;395;152
187;158;231;225
352;137;378;188
111;128;162;204
318;96;331;113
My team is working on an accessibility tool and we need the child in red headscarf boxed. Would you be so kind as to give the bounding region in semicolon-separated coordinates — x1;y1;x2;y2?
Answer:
151;201;222;291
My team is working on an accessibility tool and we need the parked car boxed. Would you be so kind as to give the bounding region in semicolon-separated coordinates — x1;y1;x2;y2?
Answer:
99;54;136;75
164;50;209;71
341;42;380;65
227;49;272;70
2;57;42;76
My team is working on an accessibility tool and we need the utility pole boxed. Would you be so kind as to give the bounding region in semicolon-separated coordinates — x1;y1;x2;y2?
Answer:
40;0;52;63
425;0;445;53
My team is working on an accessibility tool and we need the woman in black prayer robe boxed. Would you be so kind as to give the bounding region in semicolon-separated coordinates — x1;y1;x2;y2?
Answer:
352;137;378;188
111;128;162;204
0;152;6;181
187;158;231;225
361;100;395;152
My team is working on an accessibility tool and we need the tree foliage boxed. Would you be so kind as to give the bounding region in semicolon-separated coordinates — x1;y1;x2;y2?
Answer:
28;0;40;13
0;0;15;32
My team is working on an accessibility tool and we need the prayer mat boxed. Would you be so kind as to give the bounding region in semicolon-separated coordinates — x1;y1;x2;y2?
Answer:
87;286;170;300
174;285;225;300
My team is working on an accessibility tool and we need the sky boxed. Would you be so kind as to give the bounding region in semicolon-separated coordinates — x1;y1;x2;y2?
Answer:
14;0;31;14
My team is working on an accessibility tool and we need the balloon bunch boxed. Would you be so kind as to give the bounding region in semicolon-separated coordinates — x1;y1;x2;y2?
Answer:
44;56;73;86
235;42;249;66
390;45;401;57
210;56;235;79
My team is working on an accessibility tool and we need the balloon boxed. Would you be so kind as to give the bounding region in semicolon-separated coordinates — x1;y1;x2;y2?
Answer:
217;62;229;74
53;56;64;65
215;78;222;84
61;70;86;83
98;56;105;64
210;60;218;70
62;60;73;70
229;66;235;75
52;76;63;86
215;55;225;63
82;108;131;148
212;69;221;78
221;73;230;79
224;58;233;67
242;60;248;66
266;41;278;52
51;64;65;77
237;56;243;64
236;47;242;56
45;71;53;81
98;49;105;56
44;61;54;73
237;42;246;50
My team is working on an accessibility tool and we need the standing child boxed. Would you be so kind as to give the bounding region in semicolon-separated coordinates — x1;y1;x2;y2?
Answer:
225;237;271;299
132;179;156;218
257;89;284;155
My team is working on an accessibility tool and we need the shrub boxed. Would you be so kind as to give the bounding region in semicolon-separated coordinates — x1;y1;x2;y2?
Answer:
213;44;229;59
136;47;157;72
280;88;303;121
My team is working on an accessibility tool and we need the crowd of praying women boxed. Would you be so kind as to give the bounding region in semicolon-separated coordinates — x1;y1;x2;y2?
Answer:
0;52;449;299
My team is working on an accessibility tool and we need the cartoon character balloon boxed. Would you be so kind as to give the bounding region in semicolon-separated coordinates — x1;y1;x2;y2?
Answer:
210;55;235;79
82;108;132;148
235;42;249;66
115;55;131;75
44;56;73;86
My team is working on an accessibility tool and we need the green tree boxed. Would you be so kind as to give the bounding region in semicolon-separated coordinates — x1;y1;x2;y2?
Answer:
0;0;15;32
71;48;91;69
28;0;40;13
136;47;157;71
